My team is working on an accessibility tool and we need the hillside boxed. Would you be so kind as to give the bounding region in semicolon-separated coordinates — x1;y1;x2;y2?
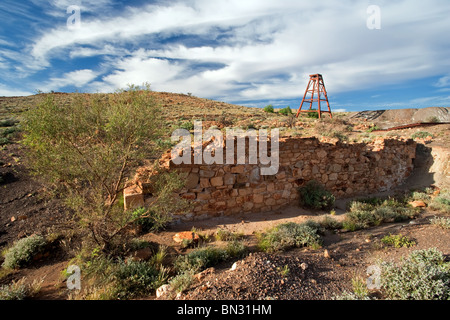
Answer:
0;91;449;302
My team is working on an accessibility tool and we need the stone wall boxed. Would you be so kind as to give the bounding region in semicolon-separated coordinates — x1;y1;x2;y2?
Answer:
126;136;417;220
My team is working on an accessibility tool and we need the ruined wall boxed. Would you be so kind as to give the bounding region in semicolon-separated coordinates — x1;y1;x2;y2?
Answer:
128;136;417;220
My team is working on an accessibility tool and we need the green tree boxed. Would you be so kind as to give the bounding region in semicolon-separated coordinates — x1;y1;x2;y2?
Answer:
22;84;187;251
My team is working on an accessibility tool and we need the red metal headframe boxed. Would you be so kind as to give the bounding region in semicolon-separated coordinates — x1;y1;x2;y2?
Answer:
295;74;332;119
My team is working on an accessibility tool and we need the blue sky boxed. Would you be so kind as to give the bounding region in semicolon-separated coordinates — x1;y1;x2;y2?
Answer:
1;0;450;111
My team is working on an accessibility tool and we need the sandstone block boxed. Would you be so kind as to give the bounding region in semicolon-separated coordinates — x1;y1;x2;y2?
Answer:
124;185;144;211
210;176;224;187
186;173;199;189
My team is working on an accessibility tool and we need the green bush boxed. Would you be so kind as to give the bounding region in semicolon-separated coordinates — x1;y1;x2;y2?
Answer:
379;248;450;300
381;234;416;248
0;278;42;300
411;131;433;140
174;246;229;274
169;271;195;293
298;180;335;210
2;235;47;269
180;121;194;131
319;215;343;230
306;110;319;119
429;190;450;213
279;106;293;116
215;229;244;242
343;198;418;231
225;240;247;258
258;221;322;253
263;105;274;113
430;216;450;229
112;259;168;299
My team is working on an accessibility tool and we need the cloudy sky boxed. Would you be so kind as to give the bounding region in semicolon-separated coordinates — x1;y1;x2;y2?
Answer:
0;0;449;111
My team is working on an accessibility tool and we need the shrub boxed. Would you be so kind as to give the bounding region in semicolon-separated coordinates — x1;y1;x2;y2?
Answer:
263;105;274;113
343;198;418;231
279;106;293;116
112;259;168;299
411;131;433;140
430;216;450;229
225;240;247;258
429;190;450;213
21;86;188;251
2;235;47;269
379;248;450;300
0;278;43;300
169;271;195;293
174;246;229;274
180;121;194;131
381;234;416;248
319;216;343;230
215;229;244;242
258;221;322;253
298;180;335;210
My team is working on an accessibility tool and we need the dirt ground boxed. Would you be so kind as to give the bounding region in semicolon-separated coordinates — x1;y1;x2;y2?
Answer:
0;94;449;300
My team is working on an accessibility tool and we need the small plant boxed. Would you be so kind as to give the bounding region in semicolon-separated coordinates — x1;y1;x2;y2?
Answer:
426;116;440;123
263;105;274;113
0;278;43;300
343;198;419;231
277;265;290;277
279;106;293;116
333;276;372;300
298;180;335;210
225;240;247;258
169;271;195;294
258;221;322;253
215;229;244;242
180;121;195;131
2;235;47;269
429;190;450;213
379;248;450;300
381;234;416;248
319;215;343;230
367;125;380;133
174;246;229;274
430;216;450;229
112;259;168;299
411;131;433;140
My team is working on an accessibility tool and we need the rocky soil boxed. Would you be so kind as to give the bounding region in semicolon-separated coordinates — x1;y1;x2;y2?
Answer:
0;92;449;300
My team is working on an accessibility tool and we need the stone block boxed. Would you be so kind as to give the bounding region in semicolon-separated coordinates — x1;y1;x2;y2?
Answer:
124;185;144;211
210;176;224;187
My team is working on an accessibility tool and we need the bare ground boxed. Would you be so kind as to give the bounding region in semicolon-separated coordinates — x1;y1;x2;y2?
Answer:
0;94;449;300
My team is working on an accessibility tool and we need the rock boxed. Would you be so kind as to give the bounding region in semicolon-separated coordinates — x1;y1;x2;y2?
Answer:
185;173;199;189
300;262;308;270
324;249;331;259
210;176;224;187
230;262;238;271
156;284;172;298
10;216;16;222
409;200;427;208
132;247;153;261
123;185;144;210
173;231;200;243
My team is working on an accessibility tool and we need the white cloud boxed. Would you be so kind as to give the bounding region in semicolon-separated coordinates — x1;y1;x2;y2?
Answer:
15;0;450;103
0;84;33;96
39;69;98;92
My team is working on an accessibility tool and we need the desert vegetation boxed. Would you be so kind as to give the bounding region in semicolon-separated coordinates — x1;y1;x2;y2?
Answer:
0;89;449;301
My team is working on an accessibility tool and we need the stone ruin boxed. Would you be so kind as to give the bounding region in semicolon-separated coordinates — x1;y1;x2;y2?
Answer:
124;135;417;221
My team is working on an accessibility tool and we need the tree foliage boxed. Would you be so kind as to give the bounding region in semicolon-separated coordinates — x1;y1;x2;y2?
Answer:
22;85;188;250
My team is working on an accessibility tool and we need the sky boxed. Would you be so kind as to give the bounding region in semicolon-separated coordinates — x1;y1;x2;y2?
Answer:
0;0;450;111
